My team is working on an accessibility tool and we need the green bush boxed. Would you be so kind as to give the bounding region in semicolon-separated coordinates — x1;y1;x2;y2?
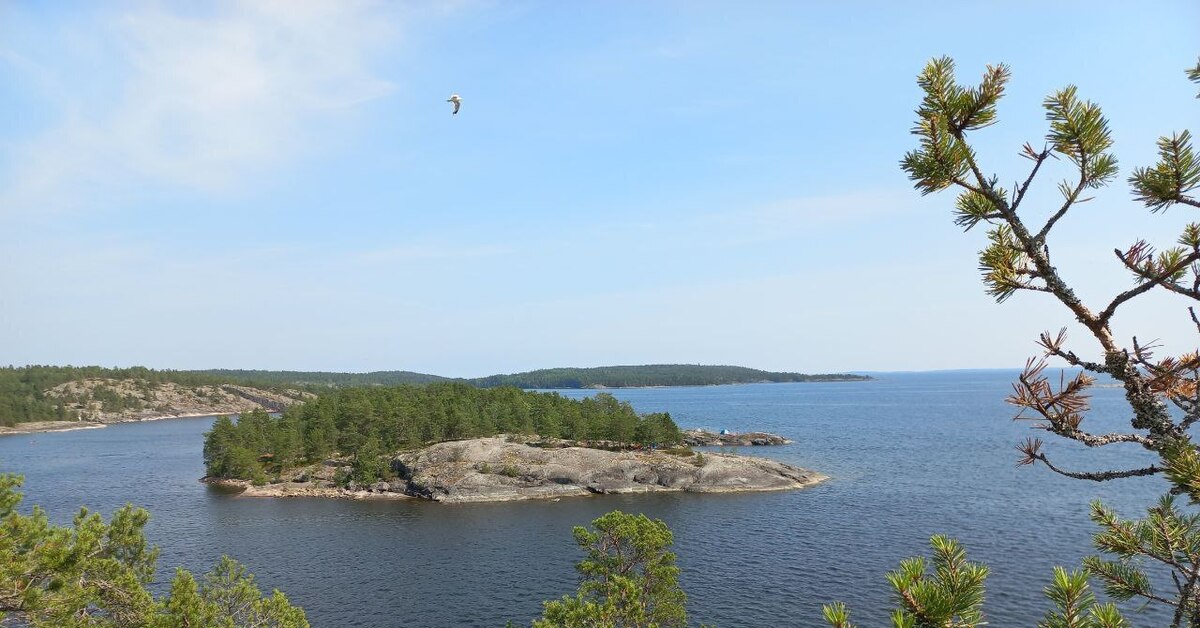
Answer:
0;473;308;626
532;510;687;627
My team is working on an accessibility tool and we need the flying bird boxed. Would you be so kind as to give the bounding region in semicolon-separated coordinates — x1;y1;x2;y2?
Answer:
447;94;462;115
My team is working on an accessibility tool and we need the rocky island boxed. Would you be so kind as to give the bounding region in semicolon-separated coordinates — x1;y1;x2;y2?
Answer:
681;429;792;446
209;435;827;503
200;383;827;503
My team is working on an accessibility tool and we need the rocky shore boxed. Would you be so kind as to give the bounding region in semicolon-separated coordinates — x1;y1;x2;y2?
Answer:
208;436;827;504
0;380;313;436
681;429;792;446
0;412;240;436
46;379;311;422
0;421;109;436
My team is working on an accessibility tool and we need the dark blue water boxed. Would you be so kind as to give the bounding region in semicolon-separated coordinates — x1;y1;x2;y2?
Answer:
0;371;1172;626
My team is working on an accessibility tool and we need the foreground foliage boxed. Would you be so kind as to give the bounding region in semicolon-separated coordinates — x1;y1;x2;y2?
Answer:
823;536;989;628
0;473;307;627
900;54;1199;483
822;55;1200;626
823;538;1127;628
203;383;683;483
532;510;688;628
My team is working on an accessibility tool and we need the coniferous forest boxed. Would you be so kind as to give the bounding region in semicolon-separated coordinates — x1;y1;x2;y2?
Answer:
202;383;684;483
199;364;869;389
0;366;238;426
469;364;870;389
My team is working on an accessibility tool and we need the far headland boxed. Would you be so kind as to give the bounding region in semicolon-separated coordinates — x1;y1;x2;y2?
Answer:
0;364;869;435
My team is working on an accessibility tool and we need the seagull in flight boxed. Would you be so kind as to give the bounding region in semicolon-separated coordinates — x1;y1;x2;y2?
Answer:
447;94;462;115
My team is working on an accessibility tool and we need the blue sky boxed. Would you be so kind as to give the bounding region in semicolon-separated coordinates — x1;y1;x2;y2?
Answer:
1;1;1197;376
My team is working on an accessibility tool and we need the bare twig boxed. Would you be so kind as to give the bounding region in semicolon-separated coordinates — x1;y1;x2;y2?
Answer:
1037;171;1088;242
1012;144;1052;214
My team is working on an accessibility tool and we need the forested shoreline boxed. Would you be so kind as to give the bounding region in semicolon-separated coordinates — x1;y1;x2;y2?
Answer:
470;364;871;388
1;364;866;427
0;366;247;426
195;368;449;387
199;364;870;389
202;383;684;485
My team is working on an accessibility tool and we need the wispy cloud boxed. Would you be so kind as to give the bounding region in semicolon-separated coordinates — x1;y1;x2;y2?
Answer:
653;189;909;250
736;189;919;229
356;242;512;264
591;188;922;252
1;0;398;214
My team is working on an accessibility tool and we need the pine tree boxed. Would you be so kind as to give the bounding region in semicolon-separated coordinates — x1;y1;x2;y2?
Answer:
350;433;388;485
533;510;687;628
0;473;307;627
203;415;238;477
827;54;1200;626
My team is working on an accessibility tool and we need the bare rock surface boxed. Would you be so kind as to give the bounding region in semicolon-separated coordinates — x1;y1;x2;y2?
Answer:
206;477;413;500
0;421;107;436
5;380;315;436
41;379;312;424
401;437;824;502
211;436;827;503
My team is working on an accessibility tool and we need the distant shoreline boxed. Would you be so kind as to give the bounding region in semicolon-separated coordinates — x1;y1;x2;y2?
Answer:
536;378;873;391
0;379;873;436
611;380;866;388
0;412;225;437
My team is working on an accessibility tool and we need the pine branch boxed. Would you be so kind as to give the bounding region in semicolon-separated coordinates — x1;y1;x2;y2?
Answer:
1036;330;1115;376
1130;131;1200;212
1112;250;1200;305
1048;427;1153;448
1179;405;1200;432
1102;290;1197;330
1017;439;1160;480
1083;556;1174;606
1189;57;1200;97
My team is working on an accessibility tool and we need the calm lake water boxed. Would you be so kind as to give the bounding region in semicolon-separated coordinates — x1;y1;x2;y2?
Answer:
0;371;1174;626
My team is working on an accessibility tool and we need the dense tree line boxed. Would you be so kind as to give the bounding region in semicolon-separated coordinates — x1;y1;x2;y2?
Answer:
203;383;683;483
195;365;870;389
1;363;865;427
469;364;871;389
193;369;448;388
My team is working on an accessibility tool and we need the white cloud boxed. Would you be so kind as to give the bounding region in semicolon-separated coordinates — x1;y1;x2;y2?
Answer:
1;0;397;213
